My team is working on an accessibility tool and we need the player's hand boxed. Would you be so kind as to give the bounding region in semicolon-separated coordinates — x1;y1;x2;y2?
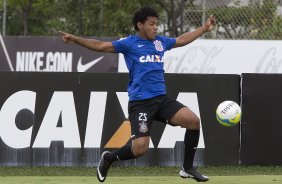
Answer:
204;15;216;32
58;31;76;43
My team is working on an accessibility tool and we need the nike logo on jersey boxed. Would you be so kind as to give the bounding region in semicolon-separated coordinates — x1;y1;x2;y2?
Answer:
77;56;104;72
138;45;144;47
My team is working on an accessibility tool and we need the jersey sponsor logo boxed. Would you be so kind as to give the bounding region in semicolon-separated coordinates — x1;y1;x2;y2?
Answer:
137;44;144;48
153;40;164;52
139;55;164;63
0;91;204;149
77;56;104;72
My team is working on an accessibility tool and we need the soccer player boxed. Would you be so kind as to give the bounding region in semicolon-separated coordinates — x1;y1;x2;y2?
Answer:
59;7;216;182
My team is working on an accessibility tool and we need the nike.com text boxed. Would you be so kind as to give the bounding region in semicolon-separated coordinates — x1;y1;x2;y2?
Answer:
16;52;72;72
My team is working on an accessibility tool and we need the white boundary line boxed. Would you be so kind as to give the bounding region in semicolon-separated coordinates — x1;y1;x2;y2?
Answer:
0;33;14;71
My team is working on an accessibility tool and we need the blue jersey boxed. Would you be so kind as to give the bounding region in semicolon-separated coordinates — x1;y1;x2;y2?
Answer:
112;35;176;101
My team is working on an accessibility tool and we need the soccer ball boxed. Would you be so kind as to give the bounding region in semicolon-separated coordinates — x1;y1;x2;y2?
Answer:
216;101;241;127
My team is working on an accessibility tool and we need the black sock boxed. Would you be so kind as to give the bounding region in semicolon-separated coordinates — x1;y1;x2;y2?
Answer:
105;145;135;163
183;129;200;170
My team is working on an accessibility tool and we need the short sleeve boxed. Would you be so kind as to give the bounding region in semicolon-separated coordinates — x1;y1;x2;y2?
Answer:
112;36;131;54
161;36;176;51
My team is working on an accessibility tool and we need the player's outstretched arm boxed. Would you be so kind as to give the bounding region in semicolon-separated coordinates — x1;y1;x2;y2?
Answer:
58;31;115;53
174;15;216;48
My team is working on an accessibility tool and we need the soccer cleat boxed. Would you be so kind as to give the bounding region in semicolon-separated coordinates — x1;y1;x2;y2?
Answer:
179;167;209;182
97;151;112;182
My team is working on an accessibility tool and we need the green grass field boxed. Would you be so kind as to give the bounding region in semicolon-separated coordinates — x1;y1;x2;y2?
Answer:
0;176;282;184
0;166;280;184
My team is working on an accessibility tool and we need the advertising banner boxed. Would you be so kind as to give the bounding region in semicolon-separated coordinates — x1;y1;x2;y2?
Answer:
0;36;118;72
118;40;282;74
0;72;240;166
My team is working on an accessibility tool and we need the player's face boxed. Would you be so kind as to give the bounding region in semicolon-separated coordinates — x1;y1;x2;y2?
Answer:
138;17;158;40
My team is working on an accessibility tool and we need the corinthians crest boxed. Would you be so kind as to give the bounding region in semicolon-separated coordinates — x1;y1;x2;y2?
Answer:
153;40;164;52
139;121;148;133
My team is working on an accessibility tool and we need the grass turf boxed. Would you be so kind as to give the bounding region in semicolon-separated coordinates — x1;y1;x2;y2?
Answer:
0;166;280;176
0;176;281;184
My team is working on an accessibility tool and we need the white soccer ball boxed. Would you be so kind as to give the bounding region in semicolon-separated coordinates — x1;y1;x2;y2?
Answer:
216;101;241;127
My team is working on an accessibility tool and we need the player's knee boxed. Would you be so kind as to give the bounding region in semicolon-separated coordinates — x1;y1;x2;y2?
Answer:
191;115;200;130
185;115;200;130
132;143;149;158
134;148;148;158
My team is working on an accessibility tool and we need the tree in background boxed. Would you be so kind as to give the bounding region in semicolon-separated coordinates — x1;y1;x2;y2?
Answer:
0;0;163;36
4;0;42;35
0;0;281;39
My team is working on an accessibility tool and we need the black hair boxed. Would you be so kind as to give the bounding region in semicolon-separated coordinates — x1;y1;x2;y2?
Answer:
133;7;159;31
